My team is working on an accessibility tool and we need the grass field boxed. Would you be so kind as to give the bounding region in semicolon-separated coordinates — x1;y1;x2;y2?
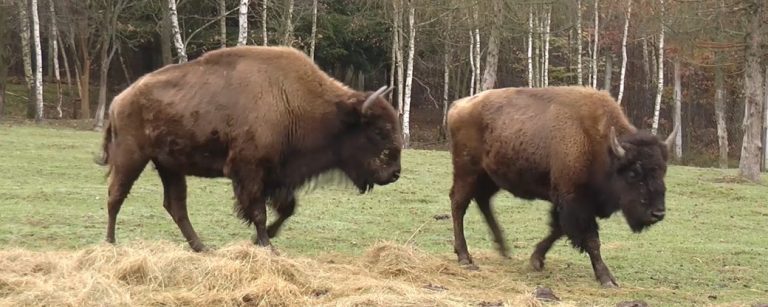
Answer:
0;123;767;306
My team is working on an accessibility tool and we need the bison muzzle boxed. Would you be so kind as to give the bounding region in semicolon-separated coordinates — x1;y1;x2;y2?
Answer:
446;86;677;288
96;46;402;252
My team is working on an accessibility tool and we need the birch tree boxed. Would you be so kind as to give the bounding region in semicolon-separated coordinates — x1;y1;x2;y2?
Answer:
402;0;415;148
672;57;682;160
49;0;62;118
219;0;227;48
262;0;268;45
527;6;533;87
542;5;551;87
17;0;34;118
31;0;43;122
283;0;294;46
473;7;481;92
714;55;728;168
169;0;187;62
738;0;765;182
763;65;768;171
576;0;583;86
309;0;318;59
651;0;665;135
591;0;600;88
617;0;631;103
480;0;502;91
469;29;476;94
0;5;11;119
237;0;248;46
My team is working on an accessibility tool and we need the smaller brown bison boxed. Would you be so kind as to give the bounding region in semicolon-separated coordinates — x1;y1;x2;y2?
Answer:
446;86;678;287
97;46;402;252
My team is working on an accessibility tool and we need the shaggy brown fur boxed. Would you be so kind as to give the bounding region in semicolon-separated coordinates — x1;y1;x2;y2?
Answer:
97;46;402;252
447;86;677;288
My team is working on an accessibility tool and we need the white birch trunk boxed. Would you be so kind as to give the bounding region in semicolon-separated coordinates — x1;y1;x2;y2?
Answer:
714;59;728;169
603;55;612;91
617;0;631;104
762;65;768;171
441;44;450;139
283;0;294;46
49;0;62;118
576;0;583;86
402;0;415;148
481;0;502;91
310;0;318;59
473;5;481;92
527;6;533;88
31;0;43;122
219;0;227;48
262;0;268;45
469;30;475;95
642;37;651;89
673;57;682;160
542;5;551;87
591;0;599;88
57;34;72;110
651;0;665;135
237;0;248;46
169;0;187;62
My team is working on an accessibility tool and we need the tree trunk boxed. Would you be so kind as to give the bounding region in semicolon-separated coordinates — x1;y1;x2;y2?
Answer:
527;5;533;87
473;7;481;92
0;5;9;120
169;0;187;62
393;0;404;115
603;55;612;92
309;0;318;59
49;0;62;118
642;37;651;89
738;1;765;182
672;57;682;160
481;0;502;91
714;56;728;168
762;65;768;171
31;0;43;122
542;4;551;87
57;34;73;117
469;29;476;94
440;43;450;141
283;0;294;46
18;0;34;118
617;0;631;104
576;0;583;86
160;2;173;65
402;0;415;148
262;0;268;45
533;8;540;87
77;27;91;119
237;0;248;45
651;0;665;135
591;0;599;88
219;0;226;48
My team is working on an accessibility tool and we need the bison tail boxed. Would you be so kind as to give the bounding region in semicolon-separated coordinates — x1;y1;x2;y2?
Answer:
94;120;114;179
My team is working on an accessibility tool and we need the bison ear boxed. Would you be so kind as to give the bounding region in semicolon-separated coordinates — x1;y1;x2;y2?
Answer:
336;101;363;127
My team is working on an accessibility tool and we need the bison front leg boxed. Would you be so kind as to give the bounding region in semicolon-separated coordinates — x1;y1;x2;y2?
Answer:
530;204;564;271
559;206;619;288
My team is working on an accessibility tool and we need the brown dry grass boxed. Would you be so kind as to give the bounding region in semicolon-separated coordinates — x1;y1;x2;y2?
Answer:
0;241;578;307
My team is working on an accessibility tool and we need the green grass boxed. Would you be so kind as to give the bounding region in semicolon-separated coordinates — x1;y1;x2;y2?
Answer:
0;124;766;306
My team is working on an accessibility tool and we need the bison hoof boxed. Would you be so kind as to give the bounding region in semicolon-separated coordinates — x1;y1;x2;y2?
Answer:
601;280;619;288
105;238;116;244
529;256;545;271
458;259;479;271
191;244;210;253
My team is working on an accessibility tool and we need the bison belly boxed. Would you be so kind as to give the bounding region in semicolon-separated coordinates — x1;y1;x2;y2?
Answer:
152;135;229;178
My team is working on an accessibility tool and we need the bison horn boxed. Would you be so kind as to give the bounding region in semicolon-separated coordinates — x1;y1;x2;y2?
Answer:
663;122;680;150
609;127;626;158
362;86;392;113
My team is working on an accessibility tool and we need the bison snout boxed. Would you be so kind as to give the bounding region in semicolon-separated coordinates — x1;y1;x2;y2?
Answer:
650;208;666;221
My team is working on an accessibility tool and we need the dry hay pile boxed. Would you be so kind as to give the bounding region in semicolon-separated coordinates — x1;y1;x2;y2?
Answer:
0;240;574;307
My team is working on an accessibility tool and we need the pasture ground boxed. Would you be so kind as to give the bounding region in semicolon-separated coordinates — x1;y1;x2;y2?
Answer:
0;123;767;306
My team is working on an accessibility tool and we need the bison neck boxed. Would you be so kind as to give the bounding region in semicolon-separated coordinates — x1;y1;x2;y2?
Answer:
270;144;344;193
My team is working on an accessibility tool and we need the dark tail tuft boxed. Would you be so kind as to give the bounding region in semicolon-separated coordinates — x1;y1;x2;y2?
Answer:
94;121;114;179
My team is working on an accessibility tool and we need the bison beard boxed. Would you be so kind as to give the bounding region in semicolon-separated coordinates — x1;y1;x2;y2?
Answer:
97;46;402;253
447;86;677;288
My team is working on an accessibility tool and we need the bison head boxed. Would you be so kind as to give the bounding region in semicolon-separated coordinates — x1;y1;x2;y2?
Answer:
607;125;678;233
337;86;403;193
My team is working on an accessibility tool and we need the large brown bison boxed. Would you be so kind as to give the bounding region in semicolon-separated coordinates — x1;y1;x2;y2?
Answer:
446;86;678;287
97;46;402;252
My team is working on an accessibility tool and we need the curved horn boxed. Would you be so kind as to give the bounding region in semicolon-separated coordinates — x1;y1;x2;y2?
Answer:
362;86;390;113
609;127;626;158
663;122;680;149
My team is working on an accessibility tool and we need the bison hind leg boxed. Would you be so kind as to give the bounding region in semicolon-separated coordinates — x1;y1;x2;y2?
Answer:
104;148;149;245
474;174;507;258
155;163;208;252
